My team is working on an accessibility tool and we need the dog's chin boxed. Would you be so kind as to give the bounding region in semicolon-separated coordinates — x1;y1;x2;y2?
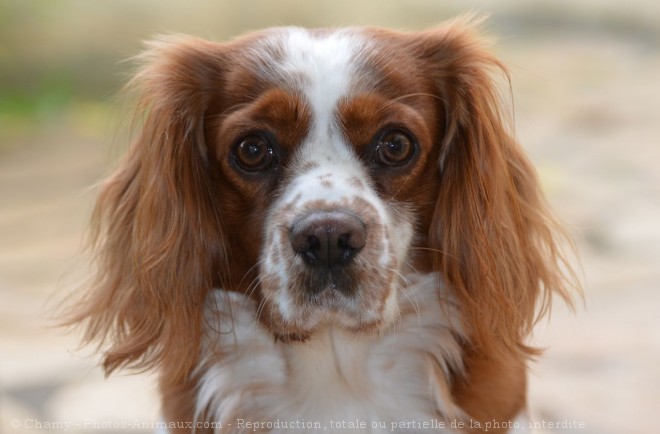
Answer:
261;284;399;343
271;316;391;344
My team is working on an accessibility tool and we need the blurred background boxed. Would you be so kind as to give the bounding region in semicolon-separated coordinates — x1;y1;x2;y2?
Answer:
1;1;659;433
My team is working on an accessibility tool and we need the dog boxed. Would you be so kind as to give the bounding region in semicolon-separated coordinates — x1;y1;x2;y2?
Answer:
70;17;576;433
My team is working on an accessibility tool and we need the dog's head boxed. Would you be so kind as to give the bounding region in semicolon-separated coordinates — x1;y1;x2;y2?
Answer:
70;18;575;382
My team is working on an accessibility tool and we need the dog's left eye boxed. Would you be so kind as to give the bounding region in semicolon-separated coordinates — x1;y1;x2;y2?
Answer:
374;129;416;167
233;134;275;172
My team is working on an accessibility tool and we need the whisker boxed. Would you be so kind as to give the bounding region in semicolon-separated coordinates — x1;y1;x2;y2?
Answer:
388;92;446;105
377;93;446;114
388;168;416;201
390;268;422;326
409;246;463;263
398;283;422;326
237;261;262;293
244;272;263;301
254;285;273;326
401;257;421;276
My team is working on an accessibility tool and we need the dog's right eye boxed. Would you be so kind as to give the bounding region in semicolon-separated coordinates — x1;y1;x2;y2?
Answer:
372;128;417;168
233;134;276;172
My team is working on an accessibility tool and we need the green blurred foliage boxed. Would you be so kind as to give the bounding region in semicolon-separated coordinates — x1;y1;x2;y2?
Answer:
0;0;460;145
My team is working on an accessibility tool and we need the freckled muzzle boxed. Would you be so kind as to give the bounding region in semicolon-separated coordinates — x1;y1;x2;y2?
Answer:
258;174;402;336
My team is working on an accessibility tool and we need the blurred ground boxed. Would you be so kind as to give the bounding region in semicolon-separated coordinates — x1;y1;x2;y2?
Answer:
1;1;659;433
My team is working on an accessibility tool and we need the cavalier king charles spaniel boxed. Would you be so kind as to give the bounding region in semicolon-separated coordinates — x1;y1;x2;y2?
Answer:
70;17;576;434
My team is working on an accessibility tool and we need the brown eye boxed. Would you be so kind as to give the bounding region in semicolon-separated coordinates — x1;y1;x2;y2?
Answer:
234;134;275;172
375;130;416;167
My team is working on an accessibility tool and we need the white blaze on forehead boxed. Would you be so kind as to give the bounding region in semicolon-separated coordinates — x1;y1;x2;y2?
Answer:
278;28;361;134
253;27;370;169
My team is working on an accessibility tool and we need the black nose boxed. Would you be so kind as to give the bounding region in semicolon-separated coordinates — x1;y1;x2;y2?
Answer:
290;211;366;268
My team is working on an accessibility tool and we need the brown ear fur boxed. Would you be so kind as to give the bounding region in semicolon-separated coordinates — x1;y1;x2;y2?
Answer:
66;36;227;384
423;19;578;363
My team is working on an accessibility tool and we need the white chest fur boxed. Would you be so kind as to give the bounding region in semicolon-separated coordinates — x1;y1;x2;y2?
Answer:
195;274;466;433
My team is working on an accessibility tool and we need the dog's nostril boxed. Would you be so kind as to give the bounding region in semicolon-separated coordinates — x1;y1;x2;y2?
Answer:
338;233;350;249
290;211;366;268
303;235;321;264
307;235;320;248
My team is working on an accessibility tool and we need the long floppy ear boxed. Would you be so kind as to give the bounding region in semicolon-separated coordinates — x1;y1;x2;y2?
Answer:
423;19;578;362
67;36;227;384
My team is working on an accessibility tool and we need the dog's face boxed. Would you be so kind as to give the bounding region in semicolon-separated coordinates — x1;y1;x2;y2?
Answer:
208;28;443;338
73;20;575;381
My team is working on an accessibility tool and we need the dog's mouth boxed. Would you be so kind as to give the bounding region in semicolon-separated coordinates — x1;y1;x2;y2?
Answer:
298;265;360;297
256;265;400;340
